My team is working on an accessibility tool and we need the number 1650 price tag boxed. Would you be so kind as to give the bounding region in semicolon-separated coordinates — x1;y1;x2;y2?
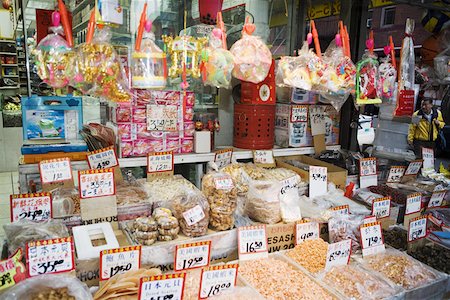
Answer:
237;225;268;260
174;241;211;272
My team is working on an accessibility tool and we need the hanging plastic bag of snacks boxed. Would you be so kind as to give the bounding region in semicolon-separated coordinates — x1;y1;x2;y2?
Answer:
377;45;397;104
356;31;381;105
276;43;312;91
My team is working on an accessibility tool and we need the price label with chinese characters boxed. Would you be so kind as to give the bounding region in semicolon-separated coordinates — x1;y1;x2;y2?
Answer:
371;197;391;219
39;158;73;184
428;190;446;208
331;205;350;216
79;169;115;199
100;246;141;281
174;241;211;272
199;264;238;299
291;105;308;123
10;193;52;222
387;166;406;183
325;239;352;270
26;237;75;277
214;175;234;190
360;222;385;257
147;151;174;175
138;273;186;300
309;166;327;199
408;216;428;242
422;148;434;170
405;193;422;215
253;150;275;168
146;104;178;131
214;149;233;169
295;221;320;245
182;205;206;226
0;249;26;291
363;216;377;224
87;146;119;169
310;106;326;136
359;158;377;188
280;175;301;195
404;160;423;176
237;225;268;260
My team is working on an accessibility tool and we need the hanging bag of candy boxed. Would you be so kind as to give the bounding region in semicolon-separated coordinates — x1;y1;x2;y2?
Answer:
276;42;312;91
230;17;272;84
131;3;167;89
377;37;397;104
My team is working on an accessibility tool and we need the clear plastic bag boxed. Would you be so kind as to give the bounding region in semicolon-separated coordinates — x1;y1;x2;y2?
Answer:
279;174;302;223
51;187;79;217
245;179;282;224
356;52;381;105
353;187;384;206
0;274;92;300
276;52;312;91
328;213;365;253
377;54;397;104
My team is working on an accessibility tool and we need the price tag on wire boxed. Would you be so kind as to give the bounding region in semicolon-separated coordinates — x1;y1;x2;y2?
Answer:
359;157;377;188
371;197;391;219
26;237;75;277
10;193;52;222
100;246;141;281
331;205;350;216
174;241;211;272
87;146;119;169
360;222;385;257
78;169;115;199
237;225;268;260
39;158;73;184
310;105;326;136
325;239;352;270
422;148;434;170
214;148;233;169
408;215;428;242
428;190;446;208
291;105;308;123
199;264;238;299
295;220;320;245
253;150;275;168
309;166;327;199
404;160;423;176
138;273;186;300
405;193;422;215
147;151;174;176
386;166;406;183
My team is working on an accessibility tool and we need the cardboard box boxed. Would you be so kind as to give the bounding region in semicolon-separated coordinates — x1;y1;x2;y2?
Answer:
276;87;321;104
276;155;348;189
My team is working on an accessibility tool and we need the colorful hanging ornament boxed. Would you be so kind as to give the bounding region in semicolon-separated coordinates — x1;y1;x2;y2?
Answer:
377;44;397;104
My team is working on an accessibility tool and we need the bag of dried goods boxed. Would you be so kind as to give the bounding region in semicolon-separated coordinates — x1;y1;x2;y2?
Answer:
245;180;282;224
328;213;365;253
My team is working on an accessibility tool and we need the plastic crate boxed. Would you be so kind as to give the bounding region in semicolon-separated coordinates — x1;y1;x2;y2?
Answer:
233;104;275;149
240;60;276;105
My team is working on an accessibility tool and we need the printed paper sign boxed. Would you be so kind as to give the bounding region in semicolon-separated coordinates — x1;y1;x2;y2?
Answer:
295;221;320;245
147;151;174;175
309;166;327;199
331;205;350;216
10;193;52;222
182;204;206;226
359;158;377;188
100;246;141;281
26;237;75;277
199;264;238;299
422;148;434;170
280;175;301;195
39;158;72;184
79;169;115;199
291;105;308;123
237;225;268;260
87;146;119;169
404;160;423;176
387;166;406;183
253;150;275;167
405;193;422;215
138;273;186;300
214;149;233;169
428;190;446;208
325;239;352;270
0;249;26;291
174;241;211;272
360;222;385;257
371;197;391;219
310;106;326;136
146;104;178;131
408;216;428;242
214;175;234;190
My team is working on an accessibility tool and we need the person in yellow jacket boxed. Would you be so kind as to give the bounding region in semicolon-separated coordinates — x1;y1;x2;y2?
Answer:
408;98;445;157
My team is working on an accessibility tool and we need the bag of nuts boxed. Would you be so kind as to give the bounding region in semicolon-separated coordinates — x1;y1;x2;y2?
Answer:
245;179;282;224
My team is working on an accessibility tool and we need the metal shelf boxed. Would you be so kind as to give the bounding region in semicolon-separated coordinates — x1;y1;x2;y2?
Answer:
0;86;19;89
0;52;17;55
3;75;18;78
1;64;18;67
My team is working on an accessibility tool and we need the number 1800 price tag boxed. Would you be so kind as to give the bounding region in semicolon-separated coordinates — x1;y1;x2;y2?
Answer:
360;222;385;257
237;225;268;260
147;151;174;174
174;241;211;272
199;264;238;299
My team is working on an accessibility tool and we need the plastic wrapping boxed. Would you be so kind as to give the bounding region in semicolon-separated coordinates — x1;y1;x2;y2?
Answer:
51;187;80;217
328;213;365;253
356;52;381;105
353;187;384;206
221;163;266;196
276;44;312;91
245;180;282;224
143;175;197;209
116;179;149;206
279;174;303;223
0;274;92;300
377;54;397;104
202;172;237;231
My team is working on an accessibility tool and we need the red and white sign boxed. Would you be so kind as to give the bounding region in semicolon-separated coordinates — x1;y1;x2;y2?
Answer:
214;175;234;190
386;166;406;183
405;193;422;215
87;146;119;169
146;104;178;131
182;205;206;226
422;148;434;170
291;105;308;123
138;273;186;300
408;216;428;242
0;248;26;291
331;205;350;216
359;158;377;188
100;246;141;281
78;169;115;199
10;193;52;222
371;197;391;219
174;241;211;272
295;221;320;245
428;190;446;208
199;264;238;299
147;151;174;174
39;158;73;184
360;222;385;257
404;160;423;176
237;225;268;260
325;239;352;270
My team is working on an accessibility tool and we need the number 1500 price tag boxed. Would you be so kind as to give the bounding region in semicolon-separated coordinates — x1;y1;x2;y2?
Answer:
237;225;268;260
360;222;385;257
174;241;211;272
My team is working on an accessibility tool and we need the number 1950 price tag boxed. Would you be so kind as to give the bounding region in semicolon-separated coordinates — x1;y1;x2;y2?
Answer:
325;239;352;270
138;273;186;300
174;241;211;272
360;222;385;257
100;246;141;281
199;264;238;299
237;225;268;260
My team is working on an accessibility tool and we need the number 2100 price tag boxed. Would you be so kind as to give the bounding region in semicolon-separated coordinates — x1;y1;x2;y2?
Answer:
174;241;211;272
237;225;268;260
199;264;238;299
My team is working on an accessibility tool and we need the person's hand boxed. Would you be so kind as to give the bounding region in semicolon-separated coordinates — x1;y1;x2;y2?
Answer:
408;140;413;147
434;119;441;126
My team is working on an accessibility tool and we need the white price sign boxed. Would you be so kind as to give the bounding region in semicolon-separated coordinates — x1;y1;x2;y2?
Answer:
405;193;422;215
147;151;174;174
404;160;423;176
428;190;446;208
214;175;234;190
408;216;428;242
10;193;52;222
295;221;320;245
199;264;238;299
87;147;119;169
146;104;178;131
371;197;391;219
214;149;233;169
331;205;350;216
359;158;377;188
138;273;185;300
26;237;75;277
78;169;115;199
174;241;211;272
39;158;73;184
309;166;327;199
360;222;385;257
182;204;206;226
253;150;275;166
237;225;268;260
100;246;141;281
325;239;352;270
291;105;308;122
422;148;434;170
386;166;406;183
310;106;326;136
280;175;301;195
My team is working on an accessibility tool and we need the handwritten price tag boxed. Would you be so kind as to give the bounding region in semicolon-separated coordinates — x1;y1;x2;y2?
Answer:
100;246;141;281
404;160;423;176
214;149;233;169
182;205;206;226
39;158;72;184
0;249;26;291
371;197;391;219
310;106;326;136
214;175;234;190
360;222;385;257
428;190;446;208
147;151;174;175
387;166;406;183
174;241;211;272
291;105;308;123
325;239;352;270
309;166;327;199
408;216;428;242
138;273;186;300
405;193;422;215
422;148;434;170
10;193;52;222
146;104;178;131
359;157;377;188
199;264;238;299
280;175;301;195
87;146;119;169
295;221;320;245
26;237;75;277
253;150;275;167
237;225;268;260
331;205;350;216
79;169;115;199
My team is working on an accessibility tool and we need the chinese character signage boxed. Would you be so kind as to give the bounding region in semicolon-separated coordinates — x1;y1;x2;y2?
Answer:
199;264;238;299
359;157;377;188
237;225;268;260
0;249;26;291
214;148;233;169
87;146;119;169
295;220;320;245
360;222;385;257
371;197;391;219
408;216;428;242
39;158;73;184
147;151;174;176
100;246;141;281
309;166;327;199
146;105;178;131
253;150;275;168
174;241;211;272
291;105;308;123
79;169;115;199
10;193;52;222
138;273;185;300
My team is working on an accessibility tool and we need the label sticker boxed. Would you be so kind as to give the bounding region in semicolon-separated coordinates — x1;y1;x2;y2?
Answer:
174;241;211;272
199;264;238;299
214;176;234;190
100;246;141;281
331;205;350;216
237;225;268;260
182;205;206;226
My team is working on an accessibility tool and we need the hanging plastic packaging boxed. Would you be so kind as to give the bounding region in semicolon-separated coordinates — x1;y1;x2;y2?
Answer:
230;17;272;84
356;31;381;105
34;11;73;88
276;43;312;91
395;18;415;116
377;46;397;104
